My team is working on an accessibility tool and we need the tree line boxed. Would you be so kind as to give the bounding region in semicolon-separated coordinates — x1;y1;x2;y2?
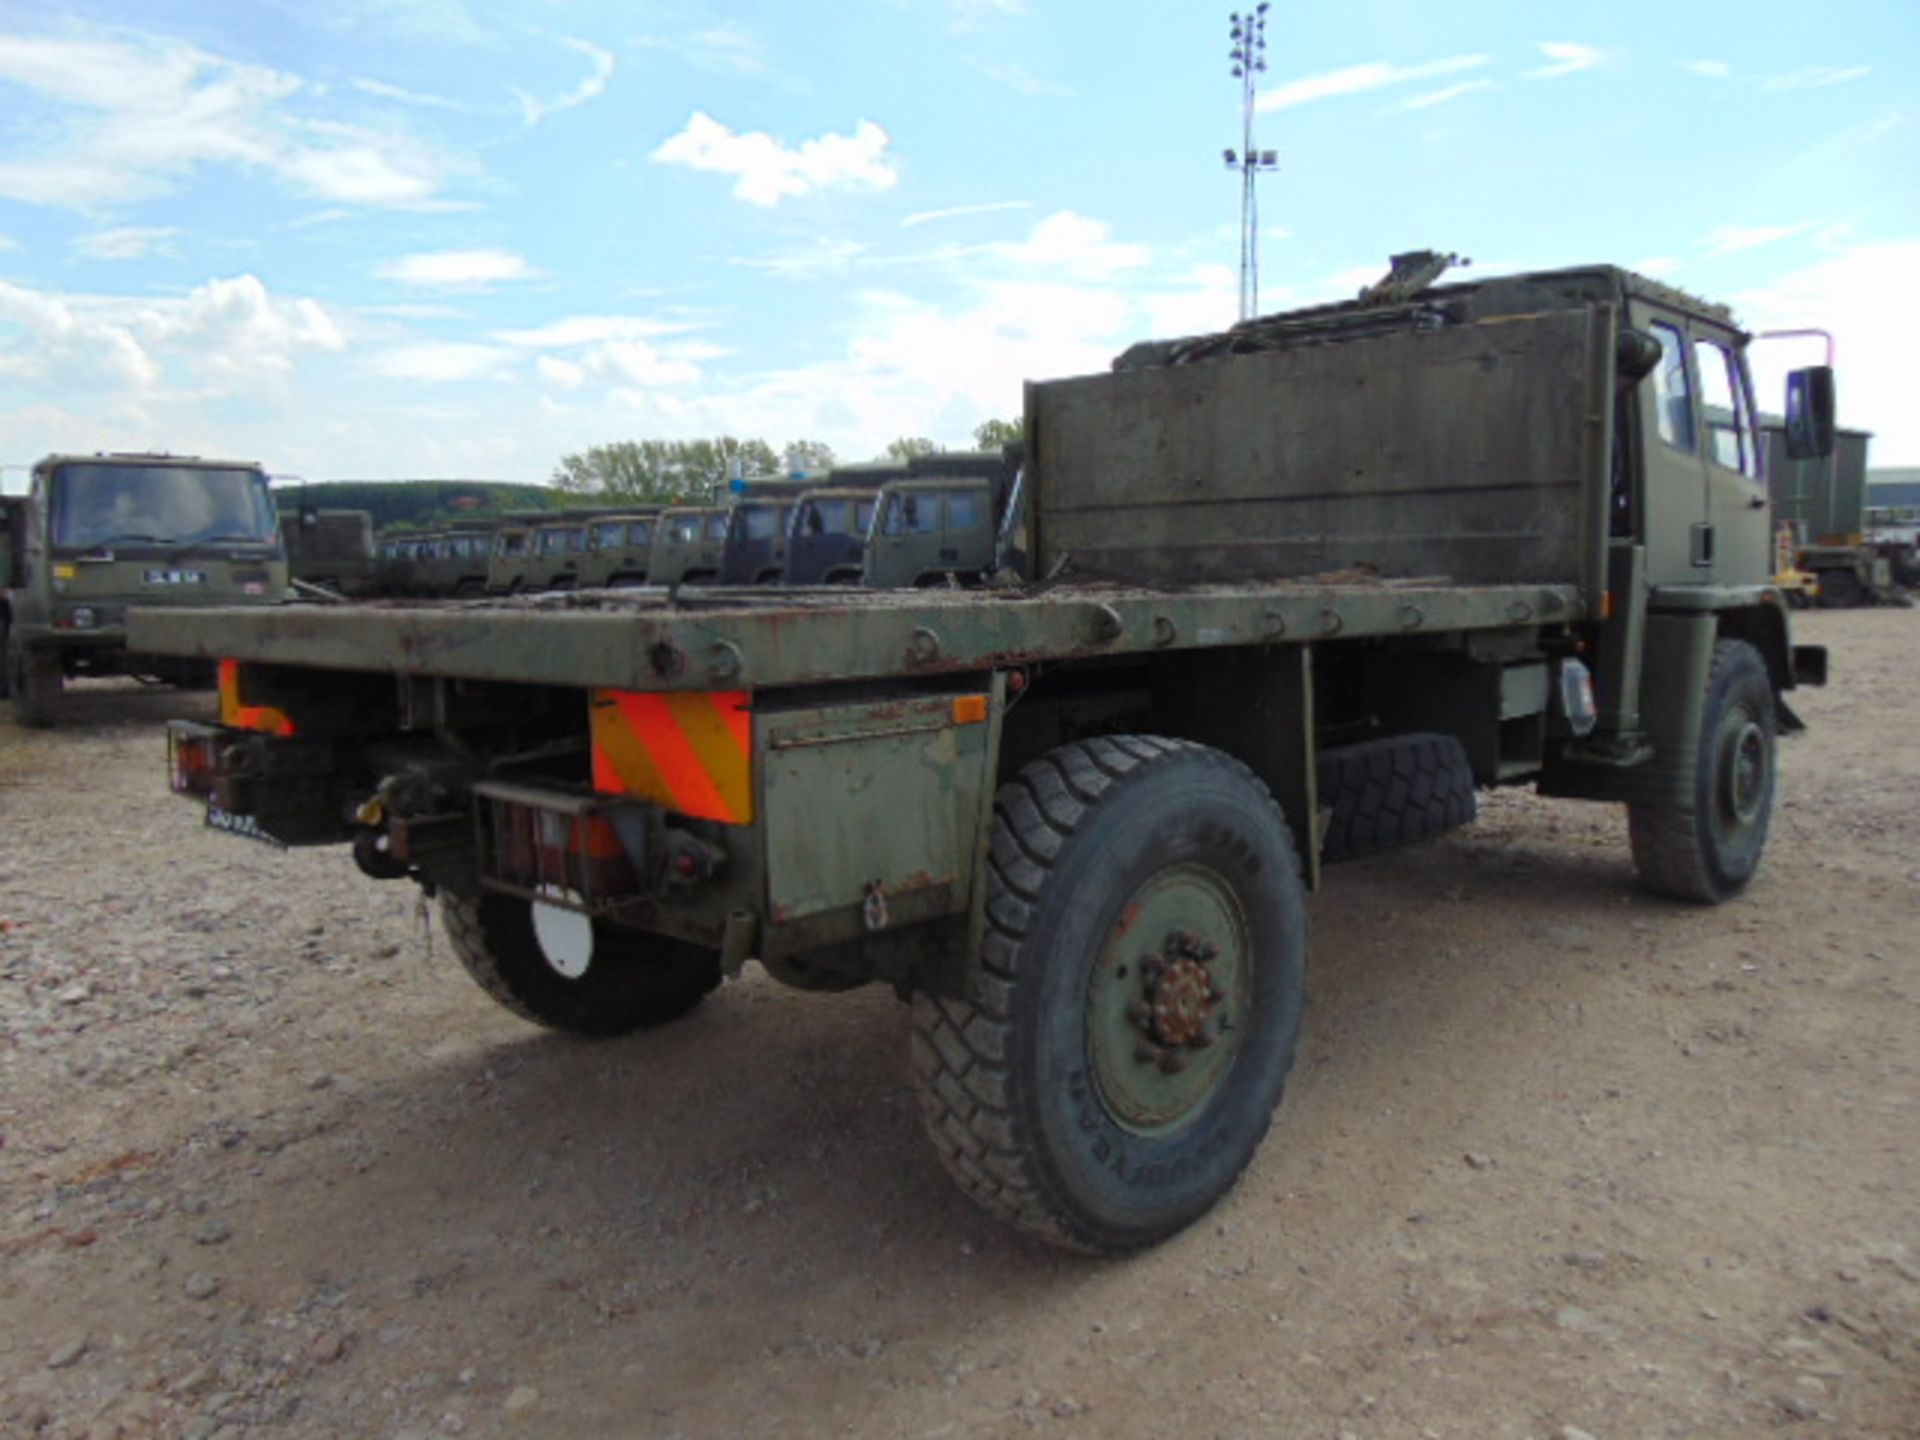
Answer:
552;418;1023;503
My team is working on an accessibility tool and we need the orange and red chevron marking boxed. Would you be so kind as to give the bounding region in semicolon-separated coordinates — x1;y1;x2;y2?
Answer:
218;660;295;737
589;689;753;825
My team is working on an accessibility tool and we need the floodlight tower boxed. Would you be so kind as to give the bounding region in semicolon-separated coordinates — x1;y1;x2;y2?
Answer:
1224;4;1279;321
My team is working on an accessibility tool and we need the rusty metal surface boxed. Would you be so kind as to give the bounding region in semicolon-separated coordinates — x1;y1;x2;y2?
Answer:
1031;308;1598;592
128;575;1583;692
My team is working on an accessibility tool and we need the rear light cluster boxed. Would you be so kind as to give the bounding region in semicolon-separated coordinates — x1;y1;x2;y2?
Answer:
472;781;649;912
167;722;224;799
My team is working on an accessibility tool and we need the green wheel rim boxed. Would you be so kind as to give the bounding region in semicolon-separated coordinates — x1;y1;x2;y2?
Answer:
1085;864;1250;1137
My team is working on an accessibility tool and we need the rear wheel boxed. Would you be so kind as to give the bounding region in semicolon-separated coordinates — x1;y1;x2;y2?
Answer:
1817;568;1863;608
1629;639;1776;903
6;633;60;727
910;736;1307;1253
1317;731;1477;864
440;890;720;1036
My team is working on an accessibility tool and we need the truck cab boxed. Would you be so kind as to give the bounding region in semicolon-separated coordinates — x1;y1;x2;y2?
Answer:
784;486;881;584
286;509;376;598
523;519;590;592
647;506;729;586
862;476;998;587
1;451;288;725
578;512;662;589
413;526;496;598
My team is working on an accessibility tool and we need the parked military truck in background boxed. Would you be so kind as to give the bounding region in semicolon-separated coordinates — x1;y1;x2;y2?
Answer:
412;525;497;598
647;505;729;586
1765;421;1907;605
717;478;813;585
784;481;884;584
577;511;662;589
134;261;1830;1254
285;508;376;598
1;451;288;725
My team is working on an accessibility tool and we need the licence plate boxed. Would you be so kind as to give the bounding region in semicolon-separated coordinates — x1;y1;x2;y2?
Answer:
146;569;207;585
204;803;288;849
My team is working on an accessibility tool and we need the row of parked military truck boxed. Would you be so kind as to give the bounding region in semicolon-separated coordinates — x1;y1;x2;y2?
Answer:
289;451;1016;601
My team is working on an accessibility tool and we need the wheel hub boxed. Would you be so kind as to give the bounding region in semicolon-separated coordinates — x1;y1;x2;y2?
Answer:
1134;933;1223;1059
1723;720;1767;825
1088;870;1249;1135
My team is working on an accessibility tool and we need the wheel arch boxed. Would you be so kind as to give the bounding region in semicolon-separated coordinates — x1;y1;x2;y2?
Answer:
1715;597;1796;695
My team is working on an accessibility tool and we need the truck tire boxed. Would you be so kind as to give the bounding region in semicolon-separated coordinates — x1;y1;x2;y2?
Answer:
1317;731;1477;864
440;890;720;1037
6;633;59;727
909;736;1307;1253
1628;639;1776;904
1817;568;1863;608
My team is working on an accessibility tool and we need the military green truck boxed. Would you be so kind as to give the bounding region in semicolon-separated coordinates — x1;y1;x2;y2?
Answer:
412;525;498;598
134;263;1830;1254
646;505;730;586
784;483;883;584
577;511;662;589
1;452;288;725
717;479;814;586
285;509;376;599
1764;421;1905;605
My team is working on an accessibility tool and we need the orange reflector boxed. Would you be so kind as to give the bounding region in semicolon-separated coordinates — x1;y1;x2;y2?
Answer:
1600;590;1614;621
951;694;989;726
218;660;295;736
589;689;752;825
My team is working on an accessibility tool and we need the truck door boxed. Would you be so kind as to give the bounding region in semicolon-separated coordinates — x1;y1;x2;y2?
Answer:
1693;329;1770;584
1630;310;1713;587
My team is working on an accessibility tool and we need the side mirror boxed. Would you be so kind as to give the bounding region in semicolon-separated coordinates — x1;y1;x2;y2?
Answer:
1784;366;1836;460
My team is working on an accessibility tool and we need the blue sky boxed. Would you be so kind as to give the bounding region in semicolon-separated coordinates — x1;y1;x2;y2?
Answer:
0;0;1914;486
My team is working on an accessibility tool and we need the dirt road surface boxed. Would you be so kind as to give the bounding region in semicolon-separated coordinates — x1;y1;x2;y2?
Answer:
2;609;1915;1439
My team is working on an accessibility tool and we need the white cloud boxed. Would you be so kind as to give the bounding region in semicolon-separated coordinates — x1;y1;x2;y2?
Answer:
731;239;870;276
493;315;697;348
0;32;467;210
650;111;898;207
633;25;768;76
972;62;1067;96
1632;255;1683;278
366;342;510;383
352;76;475;112
376;249;539;288
903;201;1031;229
0;272;344;398
1763;65;1869;93
993;211;1147;278
1258;55;1488;112
514;38;615;126
1702;222;1819;257
1526;42;1605;80
1683;59;1732;80
1396;79;1495;112
1736;241;1920;464
0;232;18;251
71;226;179;261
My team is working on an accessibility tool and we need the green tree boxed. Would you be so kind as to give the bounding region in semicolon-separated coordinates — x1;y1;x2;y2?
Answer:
882;436;939;463
973;417;1023;450
552;438;780;502
782;439;838;476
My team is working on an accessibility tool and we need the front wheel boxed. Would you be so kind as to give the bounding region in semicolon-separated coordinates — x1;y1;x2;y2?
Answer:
1628;639;1777;903
441;891;720;1036
6;633;60;727
910;736;1307;1254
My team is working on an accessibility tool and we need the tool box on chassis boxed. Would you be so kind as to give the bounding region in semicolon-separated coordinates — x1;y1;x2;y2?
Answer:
129;263;1829;1255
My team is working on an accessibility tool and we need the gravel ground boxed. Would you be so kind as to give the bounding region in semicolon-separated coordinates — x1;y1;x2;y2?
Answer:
1;608;1915;1439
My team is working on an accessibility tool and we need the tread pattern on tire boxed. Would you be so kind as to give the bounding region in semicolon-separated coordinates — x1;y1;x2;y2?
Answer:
1317;731;1477;864
1628;638;1771;904
440;890;719;1036
909;734;1294;1254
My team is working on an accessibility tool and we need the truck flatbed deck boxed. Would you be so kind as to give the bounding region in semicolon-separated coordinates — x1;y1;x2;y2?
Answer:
133;577;1582;691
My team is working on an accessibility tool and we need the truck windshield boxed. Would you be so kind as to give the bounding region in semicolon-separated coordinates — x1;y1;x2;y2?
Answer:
741;505;781;541
51;463;277;550
804;498;861;535
705;514;729;541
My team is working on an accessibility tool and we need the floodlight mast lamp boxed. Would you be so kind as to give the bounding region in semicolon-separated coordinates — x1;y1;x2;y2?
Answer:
1225;3;1278;322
